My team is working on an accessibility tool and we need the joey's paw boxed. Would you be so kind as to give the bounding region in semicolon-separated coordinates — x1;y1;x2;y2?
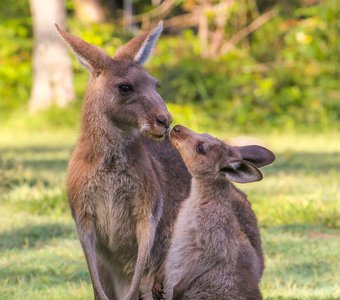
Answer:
152;283;164;300
152;291;164;300
139;291;146;300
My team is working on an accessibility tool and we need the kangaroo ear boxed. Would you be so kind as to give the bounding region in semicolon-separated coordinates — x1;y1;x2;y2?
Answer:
55;24;111;74
114;21;163;64
234;145;275;168
220;160;263;183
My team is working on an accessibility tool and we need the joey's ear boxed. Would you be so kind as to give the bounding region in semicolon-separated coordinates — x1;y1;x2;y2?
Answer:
234;145;275;168
220;160;263;183
114;21;163;64
55;24;111;74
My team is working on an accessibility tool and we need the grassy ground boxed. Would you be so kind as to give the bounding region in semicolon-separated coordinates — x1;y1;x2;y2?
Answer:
0;128;339;300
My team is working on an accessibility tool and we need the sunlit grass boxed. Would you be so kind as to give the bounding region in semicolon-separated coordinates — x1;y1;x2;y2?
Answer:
0;127;339;299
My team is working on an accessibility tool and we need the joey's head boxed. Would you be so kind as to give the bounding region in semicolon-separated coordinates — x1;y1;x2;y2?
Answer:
55;21;171;140
170;125;275;183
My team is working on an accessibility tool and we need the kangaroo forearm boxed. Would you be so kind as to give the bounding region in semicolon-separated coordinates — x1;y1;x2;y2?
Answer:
76;220;109;300
124;216;156;300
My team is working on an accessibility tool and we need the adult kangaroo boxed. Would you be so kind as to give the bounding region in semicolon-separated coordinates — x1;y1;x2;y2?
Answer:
56;22;191;300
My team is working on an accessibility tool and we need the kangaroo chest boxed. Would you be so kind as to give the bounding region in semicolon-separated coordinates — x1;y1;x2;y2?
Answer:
95;172;137;240
174;196;241;258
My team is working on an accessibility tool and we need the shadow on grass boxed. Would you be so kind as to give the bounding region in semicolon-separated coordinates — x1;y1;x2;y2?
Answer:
263;223;340;235
0;221;89;288
0;223;76;251
0;146;71;192
1;265;89;286
22;158;68;173
0;146;71;172
263;151;340;176
0;146;72;154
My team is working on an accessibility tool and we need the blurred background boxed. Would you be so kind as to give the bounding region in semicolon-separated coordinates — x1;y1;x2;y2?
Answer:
0;0;339;299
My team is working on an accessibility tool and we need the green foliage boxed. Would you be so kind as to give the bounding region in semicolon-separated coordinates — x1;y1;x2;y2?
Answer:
0;0;339;132
249;0;340;129
0;0;31;114
150;0;339;132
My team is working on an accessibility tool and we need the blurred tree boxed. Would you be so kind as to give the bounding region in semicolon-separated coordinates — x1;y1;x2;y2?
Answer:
73;0;105;23
130;0;276;58
123;0;134;30
129;0;177;30
180;0;276;58
29;0;74;111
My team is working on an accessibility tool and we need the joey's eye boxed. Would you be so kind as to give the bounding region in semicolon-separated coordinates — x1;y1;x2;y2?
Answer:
118;84;133;95
196;143;206;155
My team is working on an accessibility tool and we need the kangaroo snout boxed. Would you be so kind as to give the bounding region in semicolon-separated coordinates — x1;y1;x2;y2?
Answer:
170;125;195;143
147;111;172;139
156;114;171;130
169;125;183;142
170;124;187;136
141;107;172;140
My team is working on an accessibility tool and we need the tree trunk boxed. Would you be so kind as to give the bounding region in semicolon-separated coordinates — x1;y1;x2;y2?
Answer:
199;4;209;58
73;0;106;23
29;0;74;112
123;0;134;31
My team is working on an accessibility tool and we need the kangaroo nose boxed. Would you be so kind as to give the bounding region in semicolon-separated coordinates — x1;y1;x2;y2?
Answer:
156;114;170;129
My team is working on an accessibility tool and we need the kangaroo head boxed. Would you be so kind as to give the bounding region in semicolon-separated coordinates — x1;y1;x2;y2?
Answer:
56;21;171;140
169;125;275;183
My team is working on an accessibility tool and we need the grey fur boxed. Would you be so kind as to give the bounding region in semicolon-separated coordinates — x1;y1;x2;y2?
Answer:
164;125;275;300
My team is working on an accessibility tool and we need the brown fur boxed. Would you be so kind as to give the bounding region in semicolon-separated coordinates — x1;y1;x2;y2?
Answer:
56;24;191;300
164;125;275;300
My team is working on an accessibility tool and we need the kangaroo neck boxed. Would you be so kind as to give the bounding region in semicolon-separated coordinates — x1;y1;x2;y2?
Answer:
190;177;234;204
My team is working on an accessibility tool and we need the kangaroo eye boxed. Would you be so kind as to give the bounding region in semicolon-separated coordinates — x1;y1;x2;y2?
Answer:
118;84;133;95
196;143;206;155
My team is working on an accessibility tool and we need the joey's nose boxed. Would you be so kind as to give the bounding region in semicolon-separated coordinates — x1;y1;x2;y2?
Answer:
172;125;180;133
156;114;170;129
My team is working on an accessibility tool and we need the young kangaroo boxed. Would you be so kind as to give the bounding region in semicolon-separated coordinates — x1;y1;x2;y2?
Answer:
164;125;275;300
56;23;191;300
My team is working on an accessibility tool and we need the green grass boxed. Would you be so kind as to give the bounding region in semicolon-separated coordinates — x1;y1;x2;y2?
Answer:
0;127;339;299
